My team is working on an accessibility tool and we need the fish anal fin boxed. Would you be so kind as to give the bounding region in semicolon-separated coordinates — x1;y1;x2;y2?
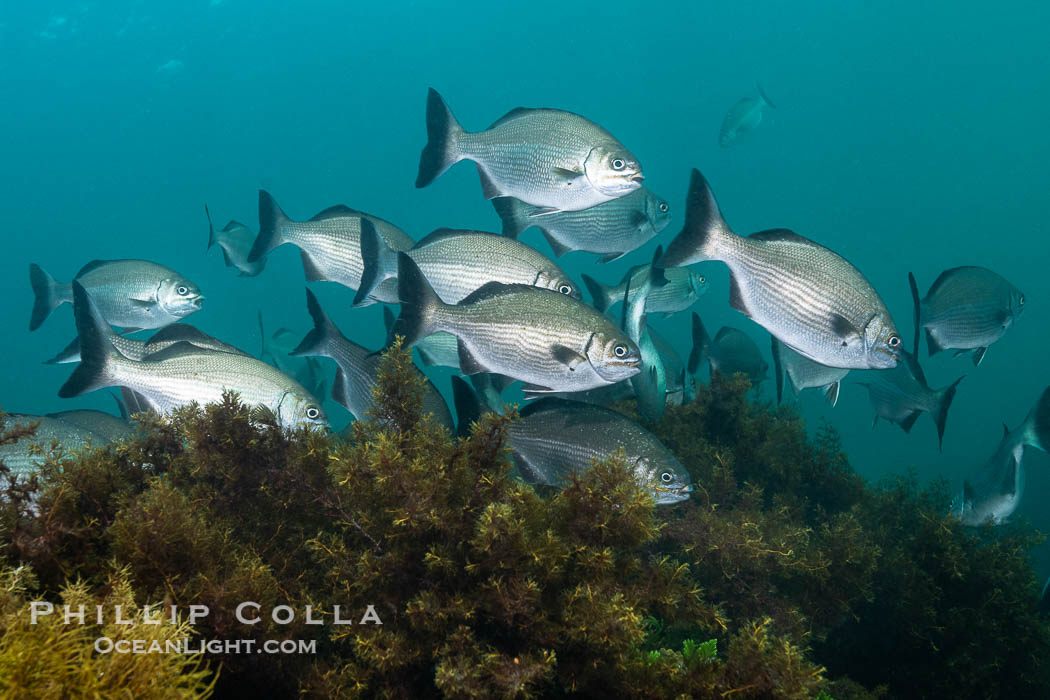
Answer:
728;274;750;317
457;339;489;375
898;410;922;434
972;347;987;366
300;251;328;282
476;165;502;200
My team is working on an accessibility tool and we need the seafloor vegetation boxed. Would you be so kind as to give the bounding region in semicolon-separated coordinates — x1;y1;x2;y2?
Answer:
1;342;1047;699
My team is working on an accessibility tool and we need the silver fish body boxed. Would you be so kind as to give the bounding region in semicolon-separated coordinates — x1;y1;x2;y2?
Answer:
48;324;248;365
247;190;414;304
622;251;667;421
44;409;135;443
650;328;691;405
771;337;848;406
493;186;670;261
291;289;452;429
719;85;775;147
689;314;768;386
583;266;707;317
382;306;459;370
909;267;1024;366
29;260;203;332
258;313;328;407
856;351;963;450
356;226;579;306
0;414;109;475
392;254;640;395
416;88;643;212
662;170;902;370
206;204;266;277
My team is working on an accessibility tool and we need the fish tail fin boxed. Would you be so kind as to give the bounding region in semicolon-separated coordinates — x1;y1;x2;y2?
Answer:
391;253;446;346
1024;386;1050;452
757;83;776;109
291;289;337;358
205;204;218;251
59;282;120;398
451;375;484;439
492;197;533;238
415;88;465;188
908;271;921;356
44;336;81;365
581;274;614;313
354;219;399;306
771;337;784;404
687;312;711;374
248;189;290;262
29;263;69;331
933;375;964;452
660;169;733;268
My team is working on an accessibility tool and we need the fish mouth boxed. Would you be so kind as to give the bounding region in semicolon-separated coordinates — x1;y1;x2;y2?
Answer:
191;296;205;308
630;174;645;183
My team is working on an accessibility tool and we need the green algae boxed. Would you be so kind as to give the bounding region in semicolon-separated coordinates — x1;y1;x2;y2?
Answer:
0;362;1047;698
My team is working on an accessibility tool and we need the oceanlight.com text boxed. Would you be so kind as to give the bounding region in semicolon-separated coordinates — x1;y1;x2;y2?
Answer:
94;637;318;655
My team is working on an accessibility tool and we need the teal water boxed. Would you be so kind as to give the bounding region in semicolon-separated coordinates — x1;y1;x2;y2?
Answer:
2;3;1049;545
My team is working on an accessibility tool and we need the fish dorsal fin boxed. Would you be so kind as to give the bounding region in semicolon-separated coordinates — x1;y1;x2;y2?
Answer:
414;228;471;247
141;340;207;363
747;228;819;247
222;220;248;233
147;325;238;353
517;396;577;419
926;266;978;297
308;205;362;221
713;326;740;344
487;107;548;130
459;281;530;305
1003;422;1011;439
902;350;929;387
74;259;113;277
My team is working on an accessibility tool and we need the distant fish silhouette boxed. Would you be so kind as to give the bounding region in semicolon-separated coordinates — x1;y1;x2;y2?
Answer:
719;84;775;147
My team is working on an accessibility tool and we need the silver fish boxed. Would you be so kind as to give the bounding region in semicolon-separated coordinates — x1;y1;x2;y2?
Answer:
583;266;707;317
247;191;414;304
205;204;266;277
415;88;643;213
382;306;459;370
45;409;135;443
0;413;109;475
661;169;902;370
451;378;690;505
258;313;328;405
492;186;671;262
856;351;963;450
29;260;203;332
355;225;580;306
909;268;1024;367
392;254;640;395
46;324;248;365
688;314;768;387
771;337;848;407
954;386;1050;525
650;328;692;405
622;249;667;421
59;283;328;431
719;84;775;147
291;289;452;430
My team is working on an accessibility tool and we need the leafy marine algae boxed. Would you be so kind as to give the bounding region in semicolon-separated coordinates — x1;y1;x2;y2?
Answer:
0;362;1047;698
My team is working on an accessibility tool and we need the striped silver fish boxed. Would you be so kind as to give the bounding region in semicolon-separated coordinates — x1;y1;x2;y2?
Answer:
355;226;579;306
622;249;667;421
246;191;414;304
416;88;643;213
719;84;776;147
44;409;135;443
29;260;203;332
650;328;692;405
382;307;459;370
582;265;707;317
909;267;1023;366
59;283;328;431
856;351;963;450
492;186;670;262
771;337;848;407
0;413;109;475
954;386;1050;525
291;289;452;429
46;324;248;365
392;254;640;395
662;169;902;370
206;204;265;277
689;314;768;386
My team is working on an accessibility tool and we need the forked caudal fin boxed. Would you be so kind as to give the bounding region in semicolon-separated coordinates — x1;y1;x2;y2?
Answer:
29;263;71;332
687;312;712;375
389;253;448;347
291;288;339;359
354;219;399;307
1025;386;1050;452
415;88;466;189
659;168;734;269
581;274;615;314
933;375;965;452
58;282;121;398
247;190;291;263
491;197;533;239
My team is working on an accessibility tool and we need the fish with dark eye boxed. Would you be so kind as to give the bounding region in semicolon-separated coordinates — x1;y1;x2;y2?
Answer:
451;378;691;505
856;350;964;451
953;386;1050;525
291;289;452;429
29;260;203;332
391;253;640;396
205;204;266;277
246;190;415;304
771;337;849;407
416;88;644;213
719;84;776;147
492;186;671;262
909;267;1024;366
688;314;768;387
661;169;902;370
355;225;579;306
59;283;328;431
583;266;707;318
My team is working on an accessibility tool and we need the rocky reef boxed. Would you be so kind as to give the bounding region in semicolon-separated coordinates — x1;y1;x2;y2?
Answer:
1;344;1047;699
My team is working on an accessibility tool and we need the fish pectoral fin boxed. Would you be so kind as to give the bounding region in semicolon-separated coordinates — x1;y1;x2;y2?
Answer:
972;347;987;366
597;252;626;264
527;206;564;218
250;404;279;425
551;166;584;185
128;298;154;307
521;384;555;398
551;344;587;371
629;210;648;230
829;313;863;346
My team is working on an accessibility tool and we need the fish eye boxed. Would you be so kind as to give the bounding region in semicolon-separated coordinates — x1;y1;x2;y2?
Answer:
306;407;321;420
614;344;628;357
888;334;901;348
1019;294;1025;306
558;284;573;295
176;286;190;296
658;202;669;213
611;158;626;170
697;276;706;284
